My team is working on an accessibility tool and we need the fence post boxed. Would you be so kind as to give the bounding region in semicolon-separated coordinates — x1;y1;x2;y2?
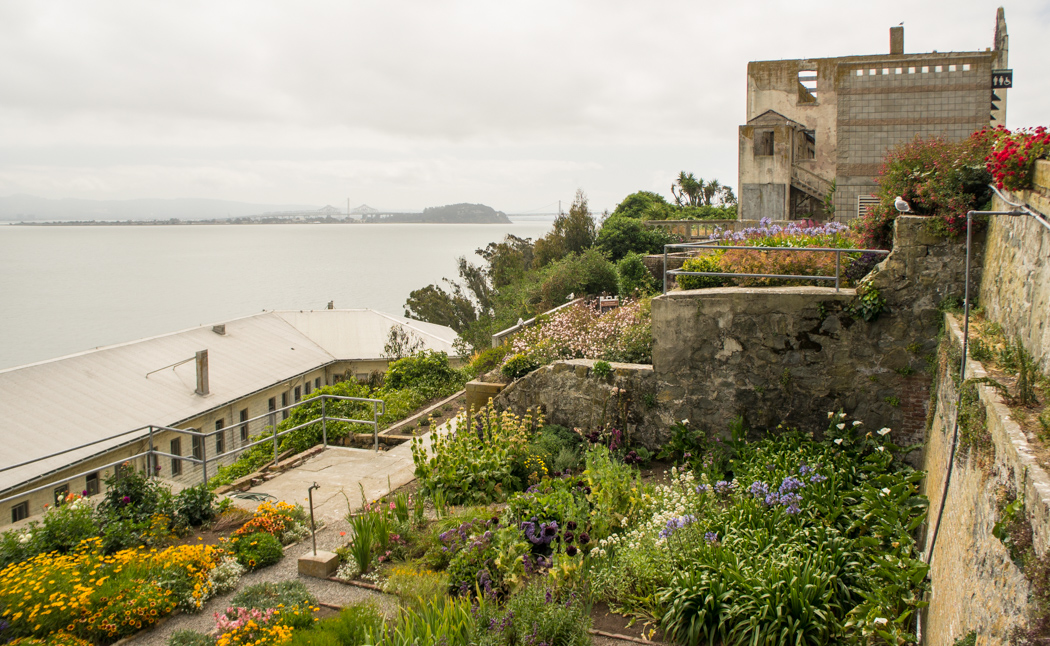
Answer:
373;401;379;453
148;426;155;479
201;432;209;488
322;397;328;448
273;416;279;466
663;245;668;294
834;250;841;292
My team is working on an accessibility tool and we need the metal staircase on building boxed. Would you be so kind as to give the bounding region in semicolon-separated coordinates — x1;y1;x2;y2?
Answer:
790;165;833;201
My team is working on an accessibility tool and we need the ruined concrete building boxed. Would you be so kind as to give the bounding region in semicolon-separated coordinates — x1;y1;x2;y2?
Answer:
738;9;1010;222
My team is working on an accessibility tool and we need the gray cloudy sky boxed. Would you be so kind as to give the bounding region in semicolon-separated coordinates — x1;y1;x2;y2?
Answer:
1;1;1047;213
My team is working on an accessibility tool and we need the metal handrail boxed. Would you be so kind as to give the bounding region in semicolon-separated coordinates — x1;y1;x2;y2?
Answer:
662;241;889;294
0;393;385;509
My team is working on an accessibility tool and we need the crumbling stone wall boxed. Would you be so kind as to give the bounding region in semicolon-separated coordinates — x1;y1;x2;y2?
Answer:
979;161;1050;374
493;360;672;449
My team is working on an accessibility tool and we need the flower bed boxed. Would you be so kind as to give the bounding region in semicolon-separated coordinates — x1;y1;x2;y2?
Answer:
677;219;874;289
987;125;1050;191
500;298;652;379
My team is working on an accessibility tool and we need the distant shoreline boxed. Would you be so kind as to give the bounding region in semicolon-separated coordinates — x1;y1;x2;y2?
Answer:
6;215;546;226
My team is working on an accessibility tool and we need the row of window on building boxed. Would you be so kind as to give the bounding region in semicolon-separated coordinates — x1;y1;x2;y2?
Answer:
855;63;972;77
10;376;327;524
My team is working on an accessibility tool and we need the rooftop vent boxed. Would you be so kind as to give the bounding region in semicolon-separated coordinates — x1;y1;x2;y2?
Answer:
212;324;226;335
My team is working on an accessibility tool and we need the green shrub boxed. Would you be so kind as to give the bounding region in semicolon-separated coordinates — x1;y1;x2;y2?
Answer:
288;604;385;646
0;496;100;568
466;345;510;378
382;564;449;608
536;248;618;310
472;583;591;646
676;253;729;290
412;403;536;505
233;531;284;570
501;353;540;380
592;360;612;378
384;350;464;399
174;483;219;527
597;214;679;261
231;580;317;614
616;252;656;296
96;466;174;524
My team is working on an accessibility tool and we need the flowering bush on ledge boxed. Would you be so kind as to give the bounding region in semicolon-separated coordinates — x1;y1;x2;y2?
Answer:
987;125;1050;191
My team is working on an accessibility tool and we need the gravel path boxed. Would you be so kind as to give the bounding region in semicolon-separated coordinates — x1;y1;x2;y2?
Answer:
125;516;396;646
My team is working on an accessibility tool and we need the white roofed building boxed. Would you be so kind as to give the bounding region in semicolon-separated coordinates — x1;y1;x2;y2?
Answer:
0;309;459;527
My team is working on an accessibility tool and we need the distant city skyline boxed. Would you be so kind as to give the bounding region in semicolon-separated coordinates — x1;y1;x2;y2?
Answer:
1;1;1046;214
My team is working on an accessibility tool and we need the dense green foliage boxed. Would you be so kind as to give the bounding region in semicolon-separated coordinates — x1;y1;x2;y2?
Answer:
854;130;993;248
595;214;679;262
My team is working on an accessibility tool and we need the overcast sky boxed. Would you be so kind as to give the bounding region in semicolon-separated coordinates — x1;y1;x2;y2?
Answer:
1;1;1047;214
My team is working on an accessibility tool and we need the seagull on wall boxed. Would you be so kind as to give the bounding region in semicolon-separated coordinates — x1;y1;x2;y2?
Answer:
894;196;912;213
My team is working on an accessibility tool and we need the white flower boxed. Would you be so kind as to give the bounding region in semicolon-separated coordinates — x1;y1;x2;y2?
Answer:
681;419;689;425
852;421;862;426
834;438;843;445
828;411;835;419
881;487;891;495
878;427;891;436
877;446;886;452
837;423;846;430
873;617;888;626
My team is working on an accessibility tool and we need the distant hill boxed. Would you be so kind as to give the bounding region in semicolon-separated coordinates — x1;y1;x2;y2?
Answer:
364;203;511;224
0;195;320;221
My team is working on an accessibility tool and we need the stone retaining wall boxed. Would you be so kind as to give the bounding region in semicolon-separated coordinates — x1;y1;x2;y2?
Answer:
921;314;1050;643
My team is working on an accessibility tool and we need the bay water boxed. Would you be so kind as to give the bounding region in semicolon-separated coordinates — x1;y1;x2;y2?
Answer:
0;218;553;369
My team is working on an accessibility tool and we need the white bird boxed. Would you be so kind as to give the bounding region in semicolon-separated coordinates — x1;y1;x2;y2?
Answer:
567;293;575;301
517;318;525;327
894;196;912;213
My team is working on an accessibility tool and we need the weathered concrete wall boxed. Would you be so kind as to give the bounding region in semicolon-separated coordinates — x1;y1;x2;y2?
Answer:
651;216;977;449
493;360;672;449
979;160;1050;374
921;314;1050;644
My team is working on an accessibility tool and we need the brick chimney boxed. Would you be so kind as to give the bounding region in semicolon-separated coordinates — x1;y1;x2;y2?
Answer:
890;25;904;55
195;350;209;396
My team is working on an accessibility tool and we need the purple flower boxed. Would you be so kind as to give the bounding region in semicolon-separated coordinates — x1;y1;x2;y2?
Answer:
566;545;578;557
704;532;719;543
809;473;828;484
121;495;131;504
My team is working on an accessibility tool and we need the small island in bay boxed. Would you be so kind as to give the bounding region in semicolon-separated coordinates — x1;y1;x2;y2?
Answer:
361;203;511;224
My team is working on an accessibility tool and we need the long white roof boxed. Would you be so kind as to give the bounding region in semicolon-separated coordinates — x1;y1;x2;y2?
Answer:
0;310;458;495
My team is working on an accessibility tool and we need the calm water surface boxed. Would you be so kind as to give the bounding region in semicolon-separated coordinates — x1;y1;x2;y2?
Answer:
0;219;553;369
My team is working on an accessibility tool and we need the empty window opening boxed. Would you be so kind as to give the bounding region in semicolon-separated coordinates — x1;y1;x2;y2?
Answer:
963;63;971;71
949;64;957;72
895;67;903;74
856;69;864;76
922;66;929;73
171;438;182;475
11;502;28;524
909;66;916;73
882;68;890;75
754;130;775;157
304;381;312;396
282;392;289;420
86;472;99;497
935;65;943;72
240;409;249;442
797;70;817;102
869;69;876;75
315;378;321;389
797;130;816;160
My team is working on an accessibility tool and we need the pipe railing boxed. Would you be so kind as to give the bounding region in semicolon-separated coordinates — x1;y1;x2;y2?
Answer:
0;393;385;508
662;241;890;294
491;298;585;347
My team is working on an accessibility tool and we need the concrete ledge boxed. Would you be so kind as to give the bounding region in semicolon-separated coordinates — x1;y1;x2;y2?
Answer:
466;381;506;413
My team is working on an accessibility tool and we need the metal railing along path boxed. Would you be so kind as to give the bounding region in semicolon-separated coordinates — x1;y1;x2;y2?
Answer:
661;241;890;294
0;394;385;508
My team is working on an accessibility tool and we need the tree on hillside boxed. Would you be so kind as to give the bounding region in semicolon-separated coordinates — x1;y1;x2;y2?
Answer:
611;191;675;220
672;172;737;208
534;189;596;267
